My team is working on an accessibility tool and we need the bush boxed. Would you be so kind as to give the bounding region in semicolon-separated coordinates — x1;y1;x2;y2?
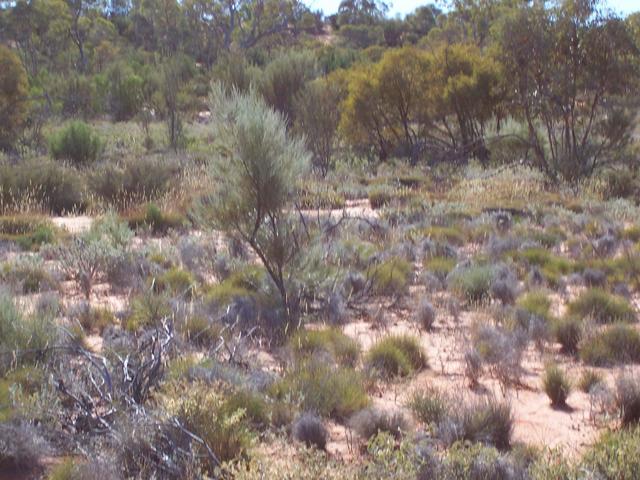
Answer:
490;279;517;305
0;216;57;251
614;374;640;426
580;324;640;366
578;370;604;393
0;420;48;473
176;387;254;471
271;359;369;419
348;407;409;440
126;291;172;331
542;363;571;407
447;264;495;304
288;327;360;367
0;45;28;151
50;121;102;166
0;294;58;374
423;256;456;282
365;334;427;379
567;288;636;324
408;387;449;427
292;413;328;450
581;427;640;478
154;267;197;298
416;299;436;330
371;257;412;296
127;203;185;235
553;316;583;354
0;159;86;215
517;290;553;323
259;50;317;127
438;396;514;450
220;389;270;430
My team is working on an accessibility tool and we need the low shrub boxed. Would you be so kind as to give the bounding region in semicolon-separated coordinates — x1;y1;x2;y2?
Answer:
437;396;514;450
50;121;101;166
423;226;466;246
542;363;571;407
365;334;427;379
288;327;360;367
0;159;86;215
220;389;270;430
423;256;456;282
580;427;640;477
348;407;409;440
0;294;58;374
407;387;449;427
472;324;524;389
517;290;553;323
567;288;636;324
553;317;583;354
371;257;412;296
490;278;517;305
0;420;49;473
271;359;369;420
614;373;640;426
176;387;254;471
71;303;116;333
154;267;197;298
580;324;640;366
126;291;172;331
127;203;186;235
578;370;605;393
447;264;495;304
292;413;328;450
0;216;57;251
415;300;436;330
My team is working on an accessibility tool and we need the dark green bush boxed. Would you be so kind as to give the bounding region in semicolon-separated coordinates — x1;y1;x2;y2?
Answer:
542;363;571;407
553;317;583;354
50;121;102;166
614;374;640;427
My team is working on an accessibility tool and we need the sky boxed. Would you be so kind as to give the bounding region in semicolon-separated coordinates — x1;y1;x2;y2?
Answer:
307;0;639;18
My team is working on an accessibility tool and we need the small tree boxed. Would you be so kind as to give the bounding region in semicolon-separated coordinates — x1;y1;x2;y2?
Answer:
197;83;310;322
496;1;640;182
0;45;29;151
293;79;341;176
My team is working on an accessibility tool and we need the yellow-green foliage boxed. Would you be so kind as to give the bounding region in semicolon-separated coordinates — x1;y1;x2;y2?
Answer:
172;386;254;470
77;306;116;333
517;290;554;323
371;257;412;296
126;292;172;331
423;256;456;281
288;327;360;367
422;225;466;246
580;324;640;366
204;265;264;306
511;247;573;285
155;267;197;298
568;288;636;324
271;359;369;420
365;334;427;379
0;215;58;251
